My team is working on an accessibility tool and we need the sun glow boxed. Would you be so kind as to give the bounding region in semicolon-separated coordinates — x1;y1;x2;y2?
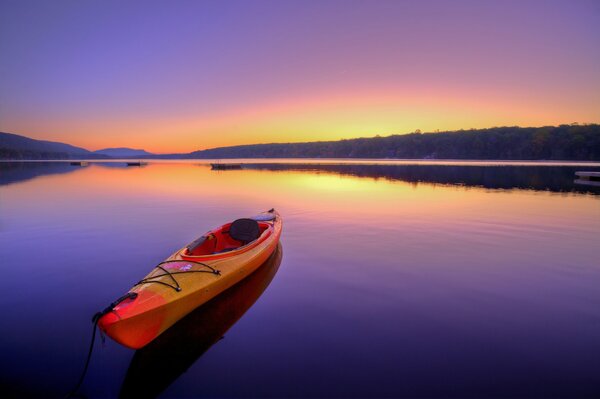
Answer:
7;86;599;154
1;1;598;153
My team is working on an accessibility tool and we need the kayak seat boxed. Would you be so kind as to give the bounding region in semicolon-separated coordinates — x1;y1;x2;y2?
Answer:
228;218;260;244
182;220;271;258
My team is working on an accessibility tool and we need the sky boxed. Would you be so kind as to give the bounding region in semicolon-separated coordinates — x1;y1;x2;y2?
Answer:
0;0;599;153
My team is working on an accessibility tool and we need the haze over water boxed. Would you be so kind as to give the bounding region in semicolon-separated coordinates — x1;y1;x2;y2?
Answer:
1;161;599;397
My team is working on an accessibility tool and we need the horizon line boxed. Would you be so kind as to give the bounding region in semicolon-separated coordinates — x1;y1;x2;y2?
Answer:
3;122;599;155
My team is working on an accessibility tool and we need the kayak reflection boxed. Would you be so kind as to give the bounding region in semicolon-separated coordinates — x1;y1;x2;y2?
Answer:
119;243;283;398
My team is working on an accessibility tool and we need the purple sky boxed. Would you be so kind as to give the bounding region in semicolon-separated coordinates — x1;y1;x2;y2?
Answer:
1;0;599;152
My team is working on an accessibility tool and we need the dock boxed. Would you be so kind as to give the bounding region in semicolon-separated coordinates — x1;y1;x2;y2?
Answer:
70;161;89;166
211;163;243;170
126;161;147;166
574;171;600;187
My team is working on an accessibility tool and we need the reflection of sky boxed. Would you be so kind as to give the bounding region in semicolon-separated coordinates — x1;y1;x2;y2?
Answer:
1;1;599;152
1;163;599;396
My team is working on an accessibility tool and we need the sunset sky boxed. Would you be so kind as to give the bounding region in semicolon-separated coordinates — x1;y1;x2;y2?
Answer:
1;0;599;153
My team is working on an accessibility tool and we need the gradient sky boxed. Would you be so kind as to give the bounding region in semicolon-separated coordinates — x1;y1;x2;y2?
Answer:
1;0;599;153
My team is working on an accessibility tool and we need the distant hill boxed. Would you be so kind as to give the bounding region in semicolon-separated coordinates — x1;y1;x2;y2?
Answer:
2;125;600;161
189;125;600;161
0;132;155;160
94;147;154;158
0;132;107;160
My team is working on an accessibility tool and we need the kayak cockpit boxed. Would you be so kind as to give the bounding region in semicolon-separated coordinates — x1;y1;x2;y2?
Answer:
181;219;273;259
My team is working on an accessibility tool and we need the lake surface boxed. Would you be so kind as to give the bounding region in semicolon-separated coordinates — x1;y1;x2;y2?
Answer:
1;160;599;398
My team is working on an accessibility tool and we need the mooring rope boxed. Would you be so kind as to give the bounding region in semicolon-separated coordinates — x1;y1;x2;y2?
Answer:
65;292;138;398
66;260;220;396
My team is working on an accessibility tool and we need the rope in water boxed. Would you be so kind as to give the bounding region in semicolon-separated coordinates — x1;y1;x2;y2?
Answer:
65;292;137;398
66;260;220;397
65;319;99;398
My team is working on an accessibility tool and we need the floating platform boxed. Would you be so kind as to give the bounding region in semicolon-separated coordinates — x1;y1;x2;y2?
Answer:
70;161;89;166
211;163;243;170
126;162;147;167
574;171;600;187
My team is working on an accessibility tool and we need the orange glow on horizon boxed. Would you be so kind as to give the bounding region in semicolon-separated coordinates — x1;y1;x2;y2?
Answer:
2;1;599;154
3;85;599;154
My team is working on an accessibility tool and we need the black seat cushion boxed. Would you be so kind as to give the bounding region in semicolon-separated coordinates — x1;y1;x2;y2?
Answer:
229;218;260;243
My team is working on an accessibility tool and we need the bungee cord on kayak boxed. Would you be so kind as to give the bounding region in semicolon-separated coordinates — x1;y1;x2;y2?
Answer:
66;261;221;397
67;261;221;396
133;260;221;292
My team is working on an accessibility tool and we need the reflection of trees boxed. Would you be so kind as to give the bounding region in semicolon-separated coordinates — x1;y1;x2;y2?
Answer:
0;162;77;186
245;164;600;195
0;161;133;186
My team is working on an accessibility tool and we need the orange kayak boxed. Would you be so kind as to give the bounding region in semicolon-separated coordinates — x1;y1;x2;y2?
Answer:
120;243;283;398
97;209;282;349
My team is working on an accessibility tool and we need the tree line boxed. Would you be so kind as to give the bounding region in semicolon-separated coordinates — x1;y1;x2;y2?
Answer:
191;125;600;160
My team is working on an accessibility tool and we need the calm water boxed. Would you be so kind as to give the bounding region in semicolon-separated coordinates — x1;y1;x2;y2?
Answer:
1;161;599;398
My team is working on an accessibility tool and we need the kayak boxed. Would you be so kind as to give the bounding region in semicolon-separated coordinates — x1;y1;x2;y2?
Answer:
120;243;283;398
97;209;282;349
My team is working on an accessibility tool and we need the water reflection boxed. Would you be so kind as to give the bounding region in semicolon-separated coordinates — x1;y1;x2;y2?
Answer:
1;161;599;397
4;161;600;195
0;161;80;186
244;163;600;194
119;244;283;399
0;161;135;186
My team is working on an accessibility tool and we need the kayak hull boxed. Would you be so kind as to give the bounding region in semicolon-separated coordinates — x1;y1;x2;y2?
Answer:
98;210;282;349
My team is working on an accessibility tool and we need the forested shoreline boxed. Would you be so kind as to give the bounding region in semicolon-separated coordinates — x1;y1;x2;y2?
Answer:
2;125;599;160
190;125;600;160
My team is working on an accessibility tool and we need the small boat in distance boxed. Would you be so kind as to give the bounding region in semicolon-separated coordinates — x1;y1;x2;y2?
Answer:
97;209;283;349
211;163;242;170
126;161;147;166
70;161;89;166
574;171;600;187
